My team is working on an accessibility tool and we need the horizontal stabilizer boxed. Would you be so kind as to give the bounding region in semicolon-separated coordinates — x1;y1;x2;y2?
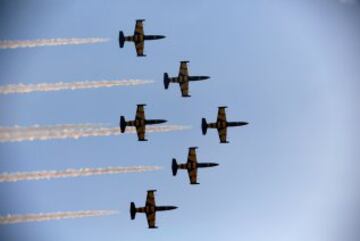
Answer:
119;31;125;48
120;116;126;133
163;73;170;89
130;202;136;220
172;158;178;176
201;118;208;135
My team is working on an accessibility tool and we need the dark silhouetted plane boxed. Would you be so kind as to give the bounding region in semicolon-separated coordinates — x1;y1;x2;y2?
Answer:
119;19;165;57
202;106;248;143
130;190;177;229
172;147;219;185
163;61;210;97
120;104;166;141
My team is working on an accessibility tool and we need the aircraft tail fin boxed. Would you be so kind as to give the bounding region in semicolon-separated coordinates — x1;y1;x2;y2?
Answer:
163;73;170;89
119;31;125;48
201;118;208;135
130;202;136;220
120;116;127;133
172;158;178;176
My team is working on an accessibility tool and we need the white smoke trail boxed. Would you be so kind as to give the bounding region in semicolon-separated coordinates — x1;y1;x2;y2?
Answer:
0;210;118;224
0;79;153;95
0;37;109;49
0;166;162;183
0;124;191;143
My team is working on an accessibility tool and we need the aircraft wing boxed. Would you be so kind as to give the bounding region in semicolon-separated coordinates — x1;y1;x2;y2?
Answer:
179;81;189;97
134;20;144;36
135;105;146;141
217;127;227;143
179;61;189;77
187;147;197;163
187;147;198;184
145;190;156;228
136;125;145;141
217;107;227;123
135;41;145;56
145;190;156;207
187;167;198;184
146;211;156;228
135;105;145;120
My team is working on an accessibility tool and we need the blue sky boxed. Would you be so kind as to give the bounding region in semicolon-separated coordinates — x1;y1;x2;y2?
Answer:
0;0;359;241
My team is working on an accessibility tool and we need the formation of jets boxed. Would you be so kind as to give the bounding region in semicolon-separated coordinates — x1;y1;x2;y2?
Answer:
118;19;249;228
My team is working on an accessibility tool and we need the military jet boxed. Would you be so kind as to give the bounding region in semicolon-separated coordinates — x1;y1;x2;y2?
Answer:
130;190;177;229
202;106;248;143
172;147;219;185
163;61;210;97
119;19;165;57
120;104;166;141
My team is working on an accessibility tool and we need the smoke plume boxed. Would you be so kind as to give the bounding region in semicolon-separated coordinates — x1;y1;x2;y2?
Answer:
0;79;153;95
0;124;190;142
0;38;109;49
0;166;162;183
0;210;118;224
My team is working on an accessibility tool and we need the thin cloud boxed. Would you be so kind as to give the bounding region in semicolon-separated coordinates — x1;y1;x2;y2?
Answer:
339;0;358;4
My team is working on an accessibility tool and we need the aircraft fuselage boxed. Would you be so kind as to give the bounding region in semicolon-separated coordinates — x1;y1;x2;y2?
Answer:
135;205;177;214
178;162;219;170
168;75;210;84
208;120;248;130
126;119;166;128
125;34;165;43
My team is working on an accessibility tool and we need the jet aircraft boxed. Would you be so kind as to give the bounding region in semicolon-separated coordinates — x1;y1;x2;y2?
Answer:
172;147;219;185
202;106;248;143
130;190;177;229
119;19;165;57
120;104;166;141
163;61;210;97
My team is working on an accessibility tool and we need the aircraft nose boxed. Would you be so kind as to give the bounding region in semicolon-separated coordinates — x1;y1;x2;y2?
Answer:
170;206;178;210
213;163;219;166
242;122;249;126
160;119;167;124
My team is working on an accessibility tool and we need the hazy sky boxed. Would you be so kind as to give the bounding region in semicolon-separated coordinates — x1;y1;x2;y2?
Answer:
0;1;359;241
